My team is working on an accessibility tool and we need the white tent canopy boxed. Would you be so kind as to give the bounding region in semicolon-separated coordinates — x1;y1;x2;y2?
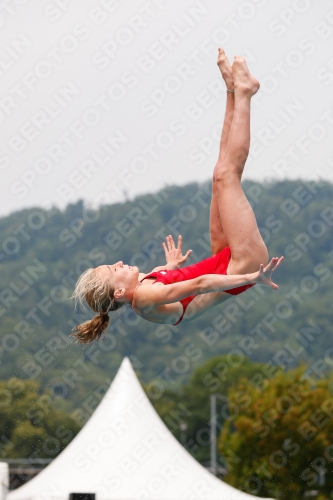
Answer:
9;358;273;500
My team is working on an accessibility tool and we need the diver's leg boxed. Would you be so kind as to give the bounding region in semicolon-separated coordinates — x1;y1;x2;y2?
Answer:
213;56;268;274
210;48;235;255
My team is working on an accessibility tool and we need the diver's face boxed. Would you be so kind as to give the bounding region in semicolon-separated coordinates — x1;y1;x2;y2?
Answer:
96;261;139;291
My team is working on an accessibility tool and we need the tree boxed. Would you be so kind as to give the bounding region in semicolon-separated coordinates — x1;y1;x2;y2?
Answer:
0;378;80;460
218;367;333;499
145;356;265;463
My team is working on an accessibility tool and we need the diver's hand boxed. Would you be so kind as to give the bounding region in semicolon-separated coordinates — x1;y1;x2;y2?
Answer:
163;235;192;269
255;257;284;289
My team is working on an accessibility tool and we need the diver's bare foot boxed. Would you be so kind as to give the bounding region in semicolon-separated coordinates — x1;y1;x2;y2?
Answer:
217;48;234;91
232;56;260;96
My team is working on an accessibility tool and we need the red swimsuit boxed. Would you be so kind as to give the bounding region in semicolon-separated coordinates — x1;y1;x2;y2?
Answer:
141;246;254;325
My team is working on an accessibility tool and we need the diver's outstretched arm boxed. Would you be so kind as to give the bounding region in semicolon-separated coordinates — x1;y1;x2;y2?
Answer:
136;257;283;309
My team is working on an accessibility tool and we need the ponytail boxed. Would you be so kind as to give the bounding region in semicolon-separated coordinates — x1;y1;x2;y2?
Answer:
71;312;110;344
71;268;123;344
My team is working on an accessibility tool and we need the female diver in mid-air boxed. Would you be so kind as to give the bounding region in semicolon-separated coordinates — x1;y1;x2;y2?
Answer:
72;49;283;343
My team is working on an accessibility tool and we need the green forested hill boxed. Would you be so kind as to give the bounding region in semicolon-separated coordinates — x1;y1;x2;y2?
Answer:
1;179;332;410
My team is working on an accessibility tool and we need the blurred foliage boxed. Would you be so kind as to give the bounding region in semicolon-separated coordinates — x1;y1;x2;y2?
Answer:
219;368;333;499
0;378;80;460
146;355;265;462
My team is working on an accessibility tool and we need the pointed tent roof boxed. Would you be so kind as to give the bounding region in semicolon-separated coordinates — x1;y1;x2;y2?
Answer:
9;358;273;500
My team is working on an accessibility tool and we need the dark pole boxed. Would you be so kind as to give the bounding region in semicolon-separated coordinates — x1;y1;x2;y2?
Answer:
210;394;217;476
180;422;188;448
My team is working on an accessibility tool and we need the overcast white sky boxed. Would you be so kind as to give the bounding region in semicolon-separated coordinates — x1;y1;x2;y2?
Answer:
1;0;333;217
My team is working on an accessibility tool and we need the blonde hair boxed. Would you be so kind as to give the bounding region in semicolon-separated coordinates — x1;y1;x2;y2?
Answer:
71;268;123;344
